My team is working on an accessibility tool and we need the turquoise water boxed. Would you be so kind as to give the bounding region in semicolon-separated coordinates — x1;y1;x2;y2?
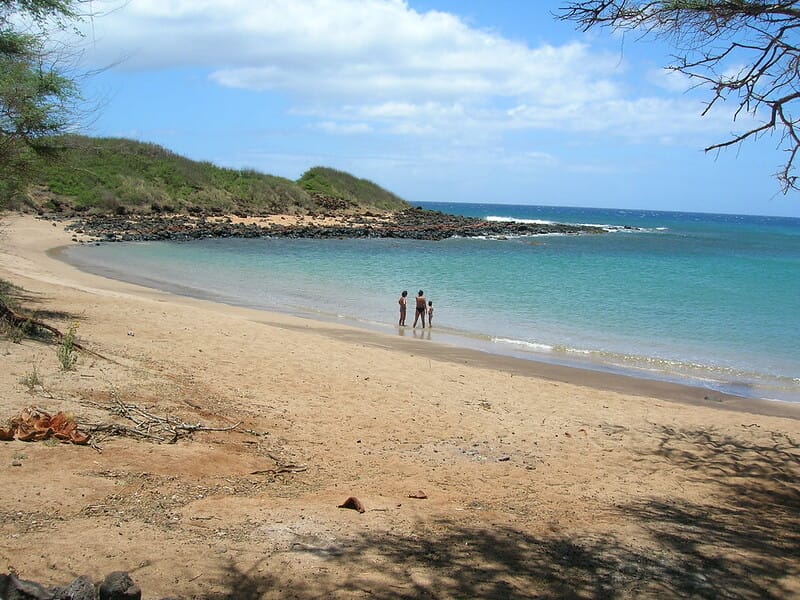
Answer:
61;203;800;402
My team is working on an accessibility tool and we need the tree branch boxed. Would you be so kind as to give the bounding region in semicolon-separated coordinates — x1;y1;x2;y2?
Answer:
560;0;800;193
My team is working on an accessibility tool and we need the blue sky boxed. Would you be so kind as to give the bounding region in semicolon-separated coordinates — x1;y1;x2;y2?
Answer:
72;0;799;217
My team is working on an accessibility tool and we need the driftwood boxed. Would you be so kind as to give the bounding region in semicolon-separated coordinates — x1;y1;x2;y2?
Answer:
0;301;107;360
88;397;240;445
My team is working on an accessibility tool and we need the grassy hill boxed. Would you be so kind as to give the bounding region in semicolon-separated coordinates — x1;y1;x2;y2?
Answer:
298;166;408;212
23;136;409;216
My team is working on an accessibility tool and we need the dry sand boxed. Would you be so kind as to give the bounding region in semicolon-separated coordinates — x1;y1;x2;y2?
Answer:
0;213;798;599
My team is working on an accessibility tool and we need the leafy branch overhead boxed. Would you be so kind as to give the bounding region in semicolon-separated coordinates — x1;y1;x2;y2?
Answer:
0;0;92;208
559;0;800;193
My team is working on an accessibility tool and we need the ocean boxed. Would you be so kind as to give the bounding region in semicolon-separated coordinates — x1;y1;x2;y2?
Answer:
60;202;800;403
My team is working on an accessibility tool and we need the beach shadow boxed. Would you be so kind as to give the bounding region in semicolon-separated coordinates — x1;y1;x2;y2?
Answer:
0;279;38;305
619;425;800;598
203;560;283;600
0;278;80;322
205;425;799;599
209;517;795;599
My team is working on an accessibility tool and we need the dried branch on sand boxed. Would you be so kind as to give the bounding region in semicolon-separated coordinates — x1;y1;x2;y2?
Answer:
87;397;240;446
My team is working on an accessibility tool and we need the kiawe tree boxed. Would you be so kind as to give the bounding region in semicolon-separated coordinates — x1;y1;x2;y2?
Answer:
0;0;86;209
559;1;800;193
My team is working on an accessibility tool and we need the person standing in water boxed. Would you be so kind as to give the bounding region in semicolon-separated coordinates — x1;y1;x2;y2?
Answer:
427;300;433;326
398;290;408;326
413;290;426;328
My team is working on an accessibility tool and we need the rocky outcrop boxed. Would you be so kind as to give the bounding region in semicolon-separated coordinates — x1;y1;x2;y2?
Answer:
59;207;612;243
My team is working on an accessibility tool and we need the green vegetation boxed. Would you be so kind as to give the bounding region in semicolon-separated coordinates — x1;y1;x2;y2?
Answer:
1;0;87;209
19;363;42;393
298;166;409;211
1;0;406;216
56;321;78;371
24;135;409;215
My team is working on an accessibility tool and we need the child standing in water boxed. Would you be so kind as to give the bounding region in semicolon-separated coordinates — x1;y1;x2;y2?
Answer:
427;300;433;326
398;290;408;326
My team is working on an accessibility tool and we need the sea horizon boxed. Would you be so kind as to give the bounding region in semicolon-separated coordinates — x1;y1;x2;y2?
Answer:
59;201;800;404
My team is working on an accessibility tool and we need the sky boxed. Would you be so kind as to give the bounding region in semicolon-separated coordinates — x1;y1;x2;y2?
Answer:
66;0;800;217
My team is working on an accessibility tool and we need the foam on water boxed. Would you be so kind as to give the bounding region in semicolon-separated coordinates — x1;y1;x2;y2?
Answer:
486;215;555;225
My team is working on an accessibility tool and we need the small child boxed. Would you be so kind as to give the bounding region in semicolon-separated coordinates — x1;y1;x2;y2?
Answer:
427;300;433;326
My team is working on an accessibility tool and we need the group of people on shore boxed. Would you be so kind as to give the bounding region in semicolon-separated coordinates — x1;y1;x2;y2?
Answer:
398;290;433;328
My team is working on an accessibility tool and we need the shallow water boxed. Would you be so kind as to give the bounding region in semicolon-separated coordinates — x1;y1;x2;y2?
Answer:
61;203;800;402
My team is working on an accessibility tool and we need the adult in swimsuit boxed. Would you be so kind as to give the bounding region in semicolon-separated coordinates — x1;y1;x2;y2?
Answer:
413;289;426;328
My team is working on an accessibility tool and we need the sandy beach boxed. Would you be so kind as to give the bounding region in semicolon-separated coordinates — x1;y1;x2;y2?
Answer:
1;213;799;599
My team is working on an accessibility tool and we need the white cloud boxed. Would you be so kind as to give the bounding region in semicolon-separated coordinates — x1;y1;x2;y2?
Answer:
506;96;738;141
83;0;733;143
315;121;373;135
85;0;619;99
646;67;693;93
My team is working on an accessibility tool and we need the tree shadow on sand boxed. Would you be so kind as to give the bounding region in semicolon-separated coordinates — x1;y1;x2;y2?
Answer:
620;425;800;599
207;426;799;599
1;278;81;320
0;278;83;342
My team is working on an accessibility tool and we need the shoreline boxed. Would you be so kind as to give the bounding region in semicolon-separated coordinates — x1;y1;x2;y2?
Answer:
256;315;800;419
52;243;800;418
18;213;800;420
55;219;800;415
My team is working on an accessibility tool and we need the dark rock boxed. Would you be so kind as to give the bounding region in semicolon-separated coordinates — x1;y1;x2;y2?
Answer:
0;573;55;600
54;575;95;600
98;572;141;600
62;207;619;244
0;572;146;600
